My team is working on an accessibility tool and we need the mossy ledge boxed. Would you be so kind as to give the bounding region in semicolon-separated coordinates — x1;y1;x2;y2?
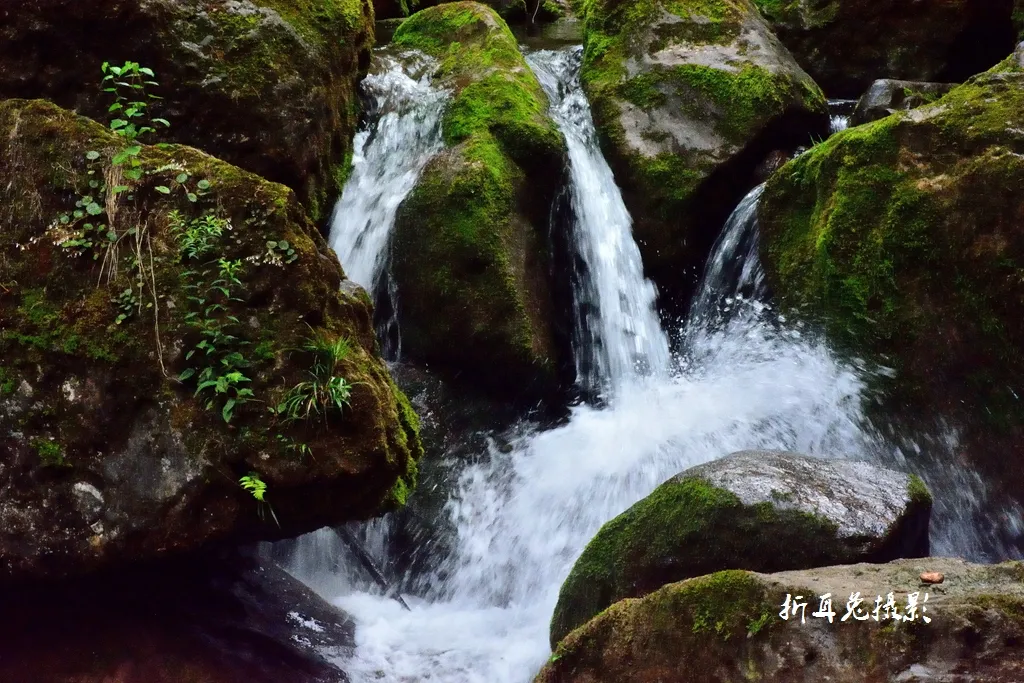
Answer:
389;3;571;401
0;0;376;223
0;99;421;581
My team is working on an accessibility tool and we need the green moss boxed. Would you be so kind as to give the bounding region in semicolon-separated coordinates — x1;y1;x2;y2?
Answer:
32;438;67;468
907;474;932;506
0;367;14;396
760;65;1024;430
550;476;850;646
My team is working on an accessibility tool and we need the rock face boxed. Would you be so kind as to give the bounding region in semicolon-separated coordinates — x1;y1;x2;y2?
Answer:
549;451;931;646
0;0;375;222
851;79;957;126
758;53;1024;498
0;550;354;682
374;0;563;21
751;0;1017;98
538;558;1024;683
0;99;422;581
576;0;827;311
391;3;570;401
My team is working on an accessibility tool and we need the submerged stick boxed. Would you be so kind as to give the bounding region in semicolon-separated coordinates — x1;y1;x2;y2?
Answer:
332;527;411;611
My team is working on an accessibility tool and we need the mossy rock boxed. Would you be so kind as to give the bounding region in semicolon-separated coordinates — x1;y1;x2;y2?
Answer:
0;99;422;581
576;0;828;313
538;557;1024;683
390;3;570;400
374;0;560;22
0;0;375;223
751;0;1016;98
549;450;931;647
758;51;1024;499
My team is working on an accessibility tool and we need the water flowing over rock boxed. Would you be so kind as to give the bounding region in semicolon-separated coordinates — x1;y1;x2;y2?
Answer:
576;0;828;313
527;47;670;392
549;450;932;646
751;0;1017;98
0;0;374;222
0;99;421;581
537;558;1024;683
758;52;1024;507
389;3;571;401
328;50;449;358
851;79;957;126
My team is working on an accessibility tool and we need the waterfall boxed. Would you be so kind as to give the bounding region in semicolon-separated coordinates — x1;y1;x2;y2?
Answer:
688;183;766;325
527;47;670;392
284;45;1022;683
828;98;857;134
328;50;449;357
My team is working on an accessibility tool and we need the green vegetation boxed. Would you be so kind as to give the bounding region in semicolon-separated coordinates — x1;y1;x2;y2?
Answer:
239;471;280;526
276;329;356;423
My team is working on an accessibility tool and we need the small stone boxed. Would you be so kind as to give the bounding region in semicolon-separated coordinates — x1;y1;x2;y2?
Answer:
920;571;944;584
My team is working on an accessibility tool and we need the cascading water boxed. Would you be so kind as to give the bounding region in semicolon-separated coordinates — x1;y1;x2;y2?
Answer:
527;47;670;391
327;50;449;357
285;45;1022;683
828;98;857;134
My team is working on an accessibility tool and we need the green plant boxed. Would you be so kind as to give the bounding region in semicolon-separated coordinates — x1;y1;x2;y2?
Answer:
277;329;356;423
111;285;141;324
265;239;298;264
102;60;168;145
276;433;314;460
239;472;280;526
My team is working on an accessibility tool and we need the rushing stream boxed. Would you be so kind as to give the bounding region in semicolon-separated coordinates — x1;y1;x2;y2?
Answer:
286;46;1023;683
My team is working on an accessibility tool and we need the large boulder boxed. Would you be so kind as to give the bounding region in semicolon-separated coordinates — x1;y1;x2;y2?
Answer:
390;3;570;401
0;549;354;682
577;0;828;312
549;451;931;647
758;52;1024;500
850;79;957;126
0;99;421;581
538;558;1024;683
0;0;375;222
751;0;1016;98
374;0;563;22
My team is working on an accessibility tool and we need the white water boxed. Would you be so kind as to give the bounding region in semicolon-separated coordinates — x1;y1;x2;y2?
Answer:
328;50;448;296
527;47;670;391
288;46;1023;683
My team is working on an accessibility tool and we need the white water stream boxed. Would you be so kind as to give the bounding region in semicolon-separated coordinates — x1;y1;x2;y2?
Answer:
289;46;1023;683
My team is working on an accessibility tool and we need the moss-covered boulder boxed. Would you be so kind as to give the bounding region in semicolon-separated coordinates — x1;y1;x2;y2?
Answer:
0;0;374;223
576;0;828;312
751;0;1016;98
549;451;931;647
758;52;1024;499
390;3;570;400
539;557;1024;683
0;99;422;581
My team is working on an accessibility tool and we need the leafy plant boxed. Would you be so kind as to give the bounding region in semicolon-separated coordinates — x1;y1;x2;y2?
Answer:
111;285;141;324
239;472;280;527
276;434;313;461
277;329;357;423
266;239;298;264
102;60;168;145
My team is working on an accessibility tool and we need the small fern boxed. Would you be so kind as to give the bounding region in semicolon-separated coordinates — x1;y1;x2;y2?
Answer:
239;472;280;527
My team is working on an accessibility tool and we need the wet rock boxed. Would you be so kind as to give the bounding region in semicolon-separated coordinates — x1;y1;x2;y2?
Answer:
751;0;1017;98
758;52;1024;505
538;557;1024;683
577;0;828;313
390;3;571;402
0;99;421;581
549;450;931;647
0;549;353;683
851;79;957;126
0;0;375;222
